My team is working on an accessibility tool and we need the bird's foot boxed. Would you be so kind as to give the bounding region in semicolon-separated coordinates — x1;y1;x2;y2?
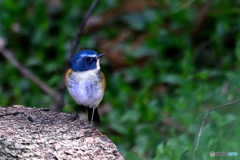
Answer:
83;123;93;128
70;112;79;121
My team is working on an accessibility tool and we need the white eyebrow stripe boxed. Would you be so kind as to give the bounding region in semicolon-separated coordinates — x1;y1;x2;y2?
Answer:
80;54;97;57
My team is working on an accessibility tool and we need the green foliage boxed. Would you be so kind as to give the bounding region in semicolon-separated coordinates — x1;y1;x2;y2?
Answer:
1;0;240;159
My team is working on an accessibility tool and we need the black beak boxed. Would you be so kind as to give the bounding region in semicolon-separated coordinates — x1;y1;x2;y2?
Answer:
97;54;105;59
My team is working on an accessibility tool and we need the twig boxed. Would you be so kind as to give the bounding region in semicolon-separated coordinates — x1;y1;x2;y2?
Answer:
0;48;61;104
69;0;100;61
192;100;240;160
57;0;100;111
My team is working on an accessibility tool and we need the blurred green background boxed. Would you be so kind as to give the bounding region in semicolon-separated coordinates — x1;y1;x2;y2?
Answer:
1;0;240;159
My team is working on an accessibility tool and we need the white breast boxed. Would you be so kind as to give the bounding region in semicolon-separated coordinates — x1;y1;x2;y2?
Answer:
66;69;104;108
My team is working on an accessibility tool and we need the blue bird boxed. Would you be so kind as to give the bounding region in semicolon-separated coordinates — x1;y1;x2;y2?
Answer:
65;49;106;126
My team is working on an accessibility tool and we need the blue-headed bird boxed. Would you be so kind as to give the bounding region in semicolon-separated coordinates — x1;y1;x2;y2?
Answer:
65;49;106;126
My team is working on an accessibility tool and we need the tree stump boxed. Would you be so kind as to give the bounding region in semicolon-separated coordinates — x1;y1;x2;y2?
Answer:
0;105;124;160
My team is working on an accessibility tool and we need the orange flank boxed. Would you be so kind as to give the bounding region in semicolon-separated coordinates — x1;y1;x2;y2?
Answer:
65;69;72;86
101;71;106;91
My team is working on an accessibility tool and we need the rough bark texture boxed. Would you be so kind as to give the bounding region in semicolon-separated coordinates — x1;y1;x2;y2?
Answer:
0;105;124;160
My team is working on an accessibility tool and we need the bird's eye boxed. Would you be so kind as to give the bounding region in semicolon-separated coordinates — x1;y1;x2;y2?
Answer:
86;57;92;62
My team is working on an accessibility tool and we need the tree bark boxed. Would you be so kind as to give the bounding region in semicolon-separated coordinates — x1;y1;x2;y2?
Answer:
0;105;124;160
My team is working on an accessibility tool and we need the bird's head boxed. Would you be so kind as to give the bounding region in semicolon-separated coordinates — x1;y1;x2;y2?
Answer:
70;49;105;71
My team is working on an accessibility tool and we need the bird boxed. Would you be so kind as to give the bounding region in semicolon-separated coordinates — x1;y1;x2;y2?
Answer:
65;49;106;127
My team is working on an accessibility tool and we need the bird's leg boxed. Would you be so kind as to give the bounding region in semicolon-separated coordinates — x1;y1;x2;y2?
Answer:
71;110;79;121
90;107;95;126
84;107;95;128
